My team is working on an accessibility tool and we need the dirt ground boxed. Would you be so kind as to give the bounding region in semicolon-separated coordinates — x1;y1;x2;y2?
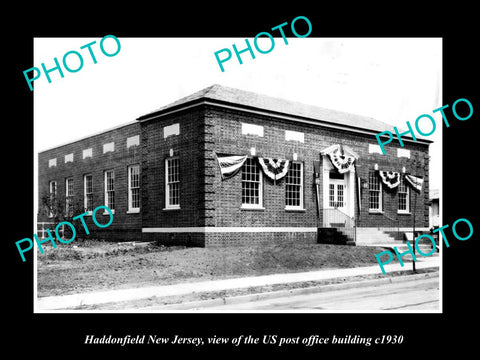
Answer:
37;240;400;297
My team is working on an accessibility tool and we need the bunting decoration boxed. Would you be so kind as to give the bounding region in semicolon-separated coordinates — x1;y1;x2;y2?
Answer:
257;158;290;181
215;154;248;180
328;146;356;174
405;174;424;192
379;170;401;189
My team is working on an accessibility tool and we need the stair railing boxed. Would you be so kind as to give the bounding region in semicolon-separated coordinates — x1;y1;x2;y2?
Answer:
319;208;356;243
378;212;400;241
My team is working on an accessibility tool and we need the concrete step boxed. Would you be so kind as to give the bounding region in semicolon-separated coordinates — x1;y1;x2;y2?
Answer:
356;227;397;245
359;242;439;260
318;228;352;245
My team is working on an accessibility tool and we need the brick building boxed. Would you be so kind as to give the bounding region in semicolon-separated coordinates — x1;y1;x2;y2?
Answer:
37;84;432;246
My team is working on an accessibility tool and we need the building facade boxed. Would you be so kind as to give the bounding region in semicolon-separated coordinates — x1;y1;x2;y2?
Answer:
37;85;432;246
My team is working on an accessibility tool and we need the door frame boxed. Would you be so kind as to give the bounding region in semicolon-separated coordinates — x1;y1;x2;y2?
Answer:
321;154;356;219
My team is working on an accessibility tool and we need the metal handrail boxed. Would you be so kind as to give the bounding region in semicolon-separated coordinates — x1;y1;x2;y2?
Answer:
377;212;400;241
320;208;356;243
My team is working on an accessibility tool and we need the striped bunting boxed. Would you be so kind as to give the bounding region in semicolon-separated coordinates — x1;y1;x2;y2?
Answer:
379;170;401;189
257;158;290;181
405;174;424;192
215;154;248;180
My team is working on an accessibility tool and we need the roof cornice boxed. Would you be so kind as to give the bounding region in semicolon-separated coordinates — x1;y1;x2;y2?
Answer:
136;98;432;145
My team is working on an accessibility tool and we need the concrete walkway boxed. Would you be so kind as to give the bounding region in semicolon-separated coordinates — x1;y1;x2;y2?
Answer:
36;256;440;311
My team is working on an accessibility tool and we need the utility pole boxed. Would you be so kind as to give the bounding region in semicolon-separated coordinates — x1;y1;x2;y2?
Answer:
411;153;422;273
412;187;417;273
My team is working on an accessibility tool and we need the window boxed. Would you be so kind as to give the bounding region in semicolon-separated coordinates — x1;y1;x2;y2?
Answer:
369;171;382;212
241;158;263;208
127;135;140;148
48;181;57;217
104;170;115;211
163;124;180;138
165;158;180;209
329;183;345;208
84;174;93;213
241;123;264;137
285;162;303;209
128;165;140;212
398;177;410;213
397;148;411;158
48;158;57;168
328;172;345;208
83;148;92;159
285;130;304;143
65;153;73;163
65;178;74;216
368;144;383;154
103;142;114;154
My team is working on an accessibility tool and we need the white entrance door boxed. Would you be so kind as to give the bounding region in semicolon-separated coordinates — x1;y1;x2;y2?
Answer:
320;147;357;227
324;175;349;227
329;178;346;212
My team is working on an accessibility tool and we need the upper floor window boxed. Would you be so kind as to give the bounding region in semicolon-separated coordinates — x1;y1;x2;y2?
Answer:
241;123;264;137
103;142;114;154
83;148;93;159
285;130;304;143
64;153;73;163
127;135;140;148
163;124;180;138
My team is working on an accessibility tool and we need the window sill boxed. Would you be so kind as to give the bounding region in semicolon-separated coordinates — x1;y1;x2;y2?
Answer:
368;210;383;214
126;209;140;214
397;211;411;215
285;207;305;212
103;210;115;215
240;205;265;211
163;206;181;211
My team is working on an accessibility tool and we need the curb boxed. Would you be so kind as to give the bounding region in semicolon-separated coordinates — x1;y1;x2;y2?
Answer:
37;257;440;311
153;270;439;310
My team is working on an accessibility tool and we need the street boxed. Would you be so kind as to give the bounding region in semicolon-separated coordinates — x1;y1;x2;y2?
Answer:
160;274;440;311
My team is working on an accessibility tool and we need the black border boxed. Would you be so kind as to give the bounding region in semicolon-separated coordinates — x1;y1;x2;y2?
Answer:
7;6;479;356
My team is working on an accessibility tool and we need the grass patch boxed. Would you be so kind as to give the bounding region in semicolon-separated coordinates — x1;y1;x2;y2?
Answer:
37;240;399;297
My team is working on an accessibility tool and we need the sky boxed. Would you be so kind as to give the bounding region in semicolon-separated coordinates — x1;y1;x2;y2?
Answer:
33;37;442;214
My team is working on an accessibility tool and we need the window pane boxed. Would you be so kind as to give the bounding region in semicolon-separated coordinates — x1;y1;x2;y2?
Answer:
129;165;140;210
166;159;180;207
105;170;115;210
337;184;344;207
66;178;74;216
369;171;381;210
241;158;262;205
84;175;93;212
285;162;302;208
329;184;335;207
398;177;408;211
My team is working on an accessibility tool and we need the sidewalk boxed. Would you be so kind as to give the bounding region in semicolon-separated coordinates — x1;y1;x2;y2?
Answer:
36;256;440;311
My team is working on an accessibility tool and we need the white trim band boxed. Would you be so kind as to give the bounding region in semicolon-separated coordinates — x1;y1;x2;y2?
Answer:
142;227;318;233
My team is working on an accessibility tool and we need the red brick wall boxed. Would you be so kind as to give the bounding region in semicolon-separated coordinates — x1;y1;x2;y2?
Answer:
139;108;205;229
206;105;430;238
37;102;431;246
37;122;142;241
